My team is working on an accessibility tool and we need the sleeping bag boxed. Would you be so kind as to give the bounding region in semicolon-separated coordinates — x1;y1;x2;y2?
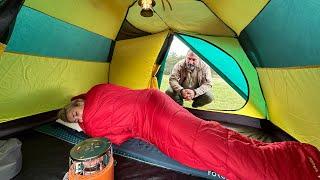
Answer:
78;84;320;180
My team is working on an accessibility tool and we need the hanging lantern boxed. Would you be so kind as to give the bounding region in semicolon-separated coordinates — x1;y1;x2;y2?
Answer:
138;0;156;17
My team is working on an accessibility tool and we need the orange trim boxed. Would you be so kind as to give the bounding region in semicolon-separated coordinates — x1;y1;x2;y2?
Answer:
69;156;114;180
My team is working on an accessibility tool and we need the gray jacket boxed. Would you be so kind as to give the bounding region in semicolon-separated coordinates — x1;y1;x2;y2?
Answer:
169;59;213;98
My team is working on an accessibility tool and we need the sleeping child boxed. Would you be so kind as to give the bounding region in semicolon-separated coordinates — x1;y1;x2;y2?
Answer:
58;83;320;180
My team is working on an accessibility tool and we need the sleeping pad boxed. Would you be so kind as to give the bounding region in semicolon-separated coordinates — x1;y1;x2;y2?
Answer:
77;84;320;180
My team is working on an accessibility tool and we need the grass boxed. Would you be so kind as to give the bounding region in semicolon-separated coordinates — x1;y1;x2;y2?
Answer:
159;75;246;110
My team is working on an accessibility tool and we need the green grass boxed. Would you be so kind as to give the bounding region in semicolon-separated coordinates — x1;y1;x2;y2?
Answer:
159;75;246;110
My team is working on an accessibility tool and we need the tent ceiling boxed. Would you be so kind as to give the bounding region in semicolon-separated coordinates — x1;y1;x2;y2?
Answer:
24;0;134;39
126;0;236;37
203;0;270;35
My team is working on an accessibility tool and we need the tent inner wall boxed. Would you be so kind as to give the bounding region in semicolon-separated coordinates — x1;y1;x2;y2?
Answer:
0;0;127;122
257;67;320;148
0;53;109;123
6;6;112;61
24;0;133;40
0;0;269;124
109;31;169;89
0;43;4;53
240;0;320;148
202;0;269;35
240;0;320;68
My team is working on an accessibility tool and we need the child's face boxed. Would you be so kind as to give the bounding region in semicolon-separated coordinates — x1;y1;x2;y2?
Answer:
66;100;84;123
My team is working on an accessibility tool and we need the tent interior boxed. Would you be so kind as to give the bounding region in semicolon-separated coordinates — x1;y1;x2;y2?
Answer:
0;0;319;179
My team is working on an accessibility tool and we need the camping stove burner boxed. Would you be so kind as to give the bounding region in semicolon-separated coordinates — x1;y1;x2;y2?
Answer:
68;138;114;180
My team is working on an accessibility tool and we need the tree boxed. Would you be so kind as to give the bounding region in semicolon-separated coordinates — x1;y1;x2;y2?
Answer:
163;52;185;75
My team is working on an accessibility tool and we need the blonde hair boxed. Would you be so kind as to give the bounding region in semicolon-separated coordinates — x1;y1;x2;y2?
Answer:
57;99;84;122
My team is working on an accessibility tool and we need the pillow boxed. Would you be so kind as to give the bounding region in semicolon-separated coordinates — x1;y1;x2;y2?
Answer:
56;119;83;132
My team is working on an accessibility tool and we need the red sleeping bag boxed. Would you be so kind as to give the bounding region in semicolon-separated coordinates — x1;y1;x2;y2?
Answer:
79;84;320;180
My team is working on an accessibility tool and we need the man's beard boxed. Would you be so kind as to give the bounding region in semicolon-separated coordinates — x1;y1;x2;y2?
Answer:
186;63;195;72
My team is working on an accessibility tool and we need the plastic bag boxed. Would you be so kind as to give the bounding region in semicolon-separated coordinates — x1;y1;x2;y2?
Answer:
0;138;22;180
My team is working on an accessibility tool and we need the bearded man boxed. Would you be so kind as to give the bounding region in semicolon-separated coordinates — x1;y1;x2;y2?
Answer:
165;50;213;107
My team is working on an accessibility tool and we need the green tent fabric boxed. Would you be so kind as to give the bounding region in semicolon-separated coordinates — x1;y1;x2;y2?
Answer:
240;0;320;68
6;6;112;62
177;34;248;99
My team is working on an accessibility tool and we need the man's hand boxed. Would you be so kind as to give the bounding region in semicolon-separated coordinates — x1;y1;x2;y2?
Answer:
185;89;195;100
181;89;195;101
181;89;189;99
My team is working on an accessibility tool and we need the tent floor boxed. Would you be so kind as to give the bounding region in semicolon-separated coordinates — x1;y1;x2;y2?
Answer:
11;130;203;180
6;118;293;179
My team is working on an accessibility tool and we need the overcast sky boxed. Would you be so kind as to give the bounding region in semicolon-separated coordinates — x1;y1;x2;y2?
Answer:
168;36;190;56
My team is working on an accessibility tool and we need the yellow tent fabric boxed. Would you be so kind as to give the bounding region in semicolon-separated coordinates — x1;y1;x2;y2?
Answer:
127;6;168;34
0;43;5;55
203;0;269;35
190;34;267;119
0;52;109;122
149;64;161;88
24;0;133;39
127;0;235;37
257;67;320;148
109;31;168;89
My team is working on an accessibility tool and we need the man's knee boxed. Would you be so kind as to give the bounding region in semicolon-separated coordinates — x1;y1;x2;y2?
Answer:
165;88;183;105
192;91;213;107
203;91;214;103
165;87;175;97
